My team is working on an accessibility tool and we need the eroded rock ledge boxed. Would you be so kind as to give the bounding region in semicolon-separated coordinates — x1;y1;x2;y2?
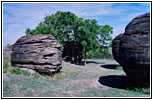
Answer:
11;34;63;74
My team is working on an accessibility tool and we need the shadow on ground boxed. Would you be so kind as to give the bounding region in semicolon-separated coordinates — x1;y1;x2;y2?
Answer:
101;64;121;70
98;75;128;89
86;61;105;64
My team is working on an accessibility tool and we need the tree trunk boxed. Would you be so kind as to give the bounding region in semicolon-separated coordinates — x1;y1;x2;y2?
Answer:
72;45;74;63
84;48;86;65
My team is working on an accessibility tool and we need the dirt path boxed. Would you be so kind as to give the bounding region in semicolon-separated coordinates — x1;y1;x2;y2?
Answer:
62;59;126;91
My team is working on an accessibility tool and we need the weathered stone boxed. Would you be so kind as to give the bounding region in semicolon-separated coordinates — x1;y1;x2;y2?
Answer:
20;68;36;74
112;33;123;63
112;13;150;87
11;34;62;74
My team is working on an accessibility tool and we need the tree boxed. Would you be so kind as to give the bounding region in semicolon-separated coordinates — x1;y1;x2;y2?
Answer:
75;19;100;64
97;25;113;47
25;11;113;65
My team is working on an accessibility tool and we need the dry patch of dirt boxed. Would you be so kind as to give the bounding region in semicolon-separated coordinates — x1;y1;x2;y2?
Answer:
3;74;10;81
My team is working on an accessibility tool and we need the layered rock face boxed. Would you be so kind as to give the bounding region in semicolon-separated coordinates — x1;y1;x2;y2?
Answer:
112;33;123;63
112;13;150;87
11;35;63;74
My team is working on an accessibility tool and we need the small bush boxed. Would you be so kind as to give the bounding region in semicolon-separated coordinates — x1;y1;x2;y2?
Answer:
21;70;31;76
10;67;21;75
55;72;67;80
3;60;8;73
32;73;40;79
3;57;11;73
134;88;150;94
142;88;150;94
5;44;12;49
3;68;8;73
9;66;32;76
87;49;102;59
10;66;22;75
115;65;122;70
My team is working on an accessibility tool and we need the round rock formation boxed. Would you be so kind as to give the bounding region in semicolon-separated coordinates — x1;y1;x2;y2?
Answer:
11;34;63;74
112;13;150;87
112;33;123;63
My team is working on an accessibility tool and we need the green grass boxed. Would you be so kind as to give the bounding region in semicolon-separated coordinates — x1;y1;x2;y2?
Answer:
134;88;150;94
3;57;31;76
9;66;22;75
3;59;150;97
32;73;40;79
55;71;67;79
8;66;31;76
115;65;122;70
21;70;31;76
3;57;11;73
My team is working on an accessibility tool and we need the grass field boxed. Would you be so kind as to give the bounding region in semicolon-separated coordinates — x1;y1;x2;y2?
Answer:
3;59;150;97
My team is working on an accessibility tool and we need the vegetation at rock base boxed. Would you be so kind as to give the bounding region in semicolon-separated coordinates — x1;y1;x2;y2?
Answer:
3;57;11;73
3;55;150;97
55;71;67;80
25;11;113;65
32;73;40;79
134;88;150;94
3;57;31;76
21;70;31;76
9;66;22;75
3;59;150;97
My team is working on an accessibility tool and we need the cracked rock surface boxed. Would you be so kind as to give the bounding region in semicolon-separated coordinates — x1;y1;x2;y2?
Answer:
11;34;63;74
112;33;123;64
112;13;150;87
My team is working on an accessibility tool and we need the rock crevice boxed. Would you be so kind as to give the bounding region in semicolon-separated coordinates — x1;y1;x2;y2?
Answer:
11;34;63;74
112;12;150;87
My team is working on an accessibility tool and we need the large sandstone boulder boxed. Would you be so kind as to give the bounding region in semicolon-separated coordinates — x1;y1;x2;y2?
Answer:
112;13;150;87
11;34;63;74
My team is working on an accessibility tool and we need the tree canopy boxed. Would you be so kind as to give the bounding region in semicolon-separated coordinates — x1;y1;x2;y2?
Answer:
25;11;113;64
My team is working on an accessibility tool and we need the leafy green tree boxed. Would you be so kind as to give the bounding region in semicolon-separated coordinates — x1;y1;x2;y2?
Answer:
44;11;78;43
76;19;99;64
25;11;113;65
97;25;113;47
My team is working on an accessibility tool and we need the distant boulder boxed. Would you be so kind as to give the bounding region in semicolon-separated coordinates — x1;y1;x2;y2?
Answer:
3;45;12;58
112;13;150;87
11;34;63;74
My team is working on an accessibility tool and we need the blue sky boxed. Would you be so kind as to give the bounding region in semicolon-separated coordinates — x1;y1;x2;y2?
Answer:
3;3;150;46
